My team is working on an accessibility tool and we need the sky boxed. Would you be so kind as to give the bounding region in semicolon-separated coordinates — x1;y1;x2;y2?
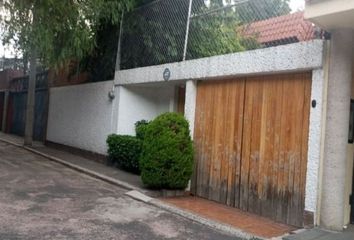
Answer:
0;0;306;58
290;0;305;12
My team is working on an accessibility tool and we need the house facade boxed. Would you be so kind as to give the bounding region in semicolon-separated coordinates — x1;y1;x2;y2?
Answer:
43;0;354;232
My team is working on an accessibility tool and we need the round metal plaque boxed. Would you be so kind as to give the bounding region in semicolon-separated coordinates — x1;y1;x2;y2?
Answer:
163;68;171;81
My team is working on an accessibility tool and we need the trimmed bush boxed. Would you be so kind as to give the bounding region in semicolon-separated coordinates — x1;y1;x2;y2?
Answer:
140;113;194;189
135;120;150;141
106;134;142;174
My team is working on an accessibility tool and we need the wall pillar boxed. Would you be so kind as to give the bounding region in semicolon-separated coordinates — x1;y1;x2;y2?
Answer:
184;80;197;139
321;29;354;231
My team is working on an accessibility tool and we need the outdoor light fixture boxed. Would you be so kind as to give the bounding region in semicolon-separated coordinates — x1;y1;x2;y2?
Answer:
108;89;115;101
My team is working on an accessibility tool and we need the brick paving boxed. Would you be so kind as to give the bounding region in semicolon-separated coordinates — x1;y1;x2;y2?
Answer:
163;196;297;239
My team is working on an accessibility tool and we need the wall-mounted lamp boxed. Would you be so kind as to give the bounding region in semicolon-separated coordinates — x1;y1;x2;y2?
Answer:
108;89;115;101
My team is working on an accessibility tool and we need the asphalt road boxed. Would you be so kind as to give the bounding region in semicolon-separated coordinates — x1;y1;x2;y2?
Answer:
0;142;238;240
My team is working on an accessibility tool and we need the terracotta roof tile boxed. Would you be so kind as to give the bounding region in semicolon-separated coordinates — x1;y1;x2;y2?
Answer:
240;12;316;45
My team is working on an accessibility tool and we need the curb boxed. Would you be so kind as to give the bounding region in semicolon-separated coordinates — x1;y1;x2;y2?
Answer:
1;138;266;240
25;146;142;191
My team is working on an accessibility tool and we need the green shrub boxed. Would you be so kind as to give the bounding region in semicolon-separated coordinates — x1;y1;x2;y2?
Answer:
135;120;150;141
106;134;142;174
140;113;194;189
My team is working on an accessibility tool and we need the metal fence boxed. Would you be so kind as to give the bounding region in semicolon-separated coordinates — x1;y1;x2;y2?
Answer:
119;0;325;70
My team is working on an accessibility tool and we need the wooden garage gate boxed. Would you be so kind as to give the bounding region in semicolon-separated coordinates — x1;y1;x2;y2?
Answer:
192;72;311;227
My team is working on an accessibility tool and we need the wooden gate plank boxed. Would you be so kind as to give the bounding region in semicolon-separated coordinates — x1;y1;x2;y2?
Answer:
248;77;264;215
270;75;285;221
299;73;312;224
220;80;234;205
240;80;254;211
208;82;221;202
287;74;306;226
259;77;279;219
194;81;208;197
231;79;245;208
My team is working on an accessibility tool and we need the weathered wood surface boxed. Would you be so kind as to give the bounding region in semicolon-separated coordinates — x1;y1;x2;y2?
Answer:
193;73;312;226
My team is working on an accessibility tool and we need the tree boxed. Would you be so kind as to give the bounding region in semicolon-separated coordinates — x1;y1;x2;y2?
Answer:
78;0;152;82
237;0;291;22
0;0;134;145
119;0;291;69
187;0;291;59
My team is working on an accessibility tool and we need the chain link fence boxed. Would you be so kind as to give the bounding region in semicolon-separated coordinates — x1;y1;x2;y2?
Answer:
119;0;325;70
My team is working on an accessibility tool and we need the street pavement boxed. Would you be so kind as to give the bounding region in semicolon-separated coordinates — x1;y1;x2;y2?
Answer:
0;142;238;240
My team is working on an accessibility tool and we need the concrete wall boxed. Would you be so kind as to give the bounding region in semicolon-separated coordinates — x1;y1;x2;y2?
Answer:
116;84;175;136
320;30;354;231
47;81;117;155
116;40;324;85
305;0;354;30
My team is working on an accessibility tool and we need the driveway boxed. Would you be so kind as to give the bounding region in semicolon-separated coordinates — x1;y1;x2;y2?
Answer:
0;142;238;240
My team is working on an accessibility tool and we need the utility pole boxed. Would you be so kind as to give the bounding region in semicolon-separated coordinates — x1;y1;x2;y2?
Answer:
115;11;124;71
24;47;37;146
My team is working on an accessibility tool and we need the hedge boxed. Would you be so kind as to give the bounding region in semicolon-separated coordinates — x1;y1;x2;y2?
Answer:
140;112;194;189
135;120;150;141
106;134;142;174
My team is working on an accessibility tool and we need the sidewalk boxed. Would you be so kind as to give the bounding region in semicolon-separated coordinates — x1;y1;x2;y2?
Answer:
0;132;147;192
163;196;297;239
283;226;354;240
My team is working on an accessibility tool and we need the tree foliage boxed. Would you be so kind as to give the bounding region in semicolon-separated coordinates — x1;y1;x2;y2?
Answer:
0;0;134;68
120;0;291;69
237;0;291;21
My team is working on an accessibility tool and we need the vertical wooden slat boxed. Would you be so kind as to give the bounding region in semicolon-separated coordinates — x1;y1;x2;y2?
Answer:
248;77;264;215
193;82;204;196
220;80;234;205
287;74;305;226
240;79;254;211
233;79;246;208
208;82;221;202
204;82;216;198
276;75;291;223
260;77;278;219
270;75;284;221
225;80;237;207
218;82;229;204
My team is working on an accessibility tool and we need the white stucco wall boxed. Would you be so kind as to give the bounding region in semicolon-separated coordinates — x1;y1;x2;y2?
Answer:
184;80;197;139
305;69;326;215
116;84;175;135
47;81;117;155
